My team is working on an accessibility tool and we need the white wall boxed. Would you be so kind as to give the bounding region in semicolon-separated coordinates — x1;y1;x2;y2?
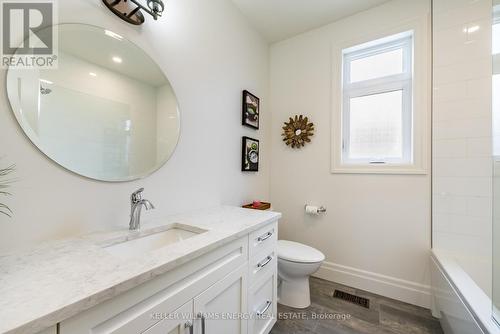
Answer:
0;0;270;252
269;0;433;308
432;0;493;297
156;83;180;165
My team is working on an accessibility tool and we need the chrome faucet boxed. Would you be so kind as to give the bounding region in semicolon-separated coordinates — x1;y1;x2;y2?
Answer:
129;188;155;231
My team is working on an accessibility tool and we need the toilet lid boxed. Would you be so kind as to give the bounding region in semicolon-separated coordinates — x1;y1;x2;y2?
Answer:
278;240;325;263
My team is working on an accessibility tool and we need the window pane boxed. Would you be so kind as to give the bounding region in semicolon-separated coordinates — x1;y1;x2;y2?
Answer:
349;90;403;160
350;49;403;83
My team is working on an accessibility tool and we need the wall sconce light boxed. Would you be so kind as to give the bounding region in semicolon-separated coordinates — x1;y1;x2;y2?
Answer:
102;0;165;25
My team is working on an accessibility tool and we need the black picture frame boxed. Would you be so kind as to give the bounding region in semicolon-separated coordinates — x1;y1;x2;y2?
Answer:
242;136;259;172
242;90;260;129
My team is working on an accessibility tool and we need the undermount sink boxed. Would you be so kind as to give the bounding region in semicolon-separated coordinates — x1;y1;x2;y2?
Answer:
102;223;207;260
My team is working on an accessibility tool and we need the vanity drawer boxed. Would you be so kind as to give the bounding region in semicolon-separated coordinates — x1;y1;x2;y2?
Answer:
249;248;277;286
248;269;277;334
249;222;277;257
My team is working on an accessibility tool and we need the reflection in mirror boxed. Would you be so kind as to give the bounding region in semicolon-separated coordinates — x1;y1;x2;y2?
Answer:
493;0;500;324
7;24;180;182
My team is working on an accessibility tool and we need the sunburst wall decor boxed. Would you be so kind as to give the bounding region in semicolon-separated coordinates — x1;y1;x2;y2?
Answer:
282;115;314;148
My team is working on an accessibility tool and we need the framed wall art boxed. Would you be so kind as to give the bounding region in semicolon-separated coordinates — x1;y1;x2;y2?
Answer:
242;136;259;172
242;90;260;129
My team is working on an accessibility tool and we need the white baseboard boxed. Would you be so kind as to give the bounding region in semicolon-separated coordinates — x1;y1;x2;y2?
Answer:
313;261;432;309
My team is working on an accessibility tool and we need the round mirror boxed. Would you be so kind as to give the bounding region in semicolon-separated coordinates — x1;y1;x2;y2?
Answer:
7;23;180;182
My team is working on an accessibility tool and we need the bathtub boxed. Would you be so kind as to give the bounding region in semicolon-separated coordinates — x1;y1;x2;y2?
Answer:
431;249;500;334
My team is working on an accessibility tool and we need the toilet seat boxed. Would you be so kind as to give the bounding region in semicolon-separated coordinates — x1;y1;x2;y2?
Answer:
278;240;325;263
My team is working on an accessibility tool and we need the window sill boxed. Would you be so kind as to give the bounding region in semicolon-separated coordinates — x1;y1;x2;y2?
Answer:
331;164;428;175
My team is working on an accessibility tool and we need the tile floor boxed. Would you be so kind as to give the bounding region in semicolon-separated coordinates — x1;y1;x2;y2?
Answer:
270;277;443;334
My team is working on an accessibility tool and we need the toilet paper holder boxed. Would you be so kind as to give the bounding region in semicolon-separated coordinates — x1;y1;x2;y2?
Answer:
304;204;327;214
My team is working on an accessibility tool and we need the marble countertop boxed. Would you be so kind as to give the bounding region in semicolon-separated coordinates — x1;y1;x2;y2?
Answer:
0;206;281;334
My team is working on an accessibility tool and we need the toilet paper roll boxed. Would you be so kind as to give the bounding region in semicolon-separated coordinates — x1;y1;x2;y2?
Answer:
305;205;319;215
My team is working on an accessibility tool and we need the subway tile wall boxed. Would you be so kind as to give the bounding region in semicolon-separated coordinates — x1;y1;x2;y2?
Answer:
432;0;493;294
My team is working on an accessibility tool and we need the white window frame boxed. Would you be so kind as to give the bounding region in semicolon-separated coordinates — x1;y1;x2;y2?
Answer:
342;34;413;165
331;20;430;175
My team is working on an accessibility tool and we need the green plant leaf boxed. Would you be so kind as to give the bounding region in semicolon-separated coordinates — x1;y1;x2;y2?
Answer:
0;165;15;175
0;203;12;216
0;210;12;218
0;162;15;218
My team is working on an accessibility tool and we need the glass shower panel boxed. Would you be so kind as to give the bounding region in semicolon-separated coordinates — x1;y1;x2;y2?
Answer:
493;0;500;324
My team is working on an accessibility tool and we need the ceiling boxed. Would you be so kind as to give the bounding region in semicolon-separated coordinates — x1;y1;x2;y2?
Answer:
231;0;391;43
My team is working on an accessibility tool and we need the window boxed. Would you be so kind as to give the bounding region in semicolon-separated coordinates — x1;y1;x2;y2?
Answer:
341;32;413;165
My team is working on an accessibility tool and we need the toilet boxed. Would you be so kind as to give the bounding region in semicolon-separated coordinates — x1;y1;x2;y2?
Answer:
277;240;325;309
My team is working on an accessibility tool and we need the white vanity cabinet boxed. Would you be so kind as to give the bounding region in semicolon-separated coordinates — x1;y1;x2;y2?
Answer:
248;270;278;334
194;264;248;334
247;223;278;334
146;265;248;334
58;221;278;334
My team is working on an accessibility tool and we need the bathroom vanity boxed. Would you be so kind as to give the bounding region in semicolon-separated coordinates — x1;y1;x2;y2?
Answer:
1;21;281;334
0;207;280;334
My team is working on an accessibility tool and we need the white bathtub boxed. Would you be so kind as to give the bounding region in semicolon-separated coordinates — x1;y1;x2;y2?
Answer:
431;249;500;334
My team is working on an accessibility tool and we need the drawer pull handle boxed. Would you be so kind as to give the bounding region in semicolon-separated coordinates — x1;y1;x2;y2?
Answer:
184;320;194;334
257;255;273;268
256;301;272;316
257;231;273;242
